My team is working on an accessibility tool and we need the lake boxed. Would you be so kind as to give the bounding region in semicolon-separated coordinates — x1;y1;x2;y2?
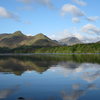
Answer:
0;54;100;100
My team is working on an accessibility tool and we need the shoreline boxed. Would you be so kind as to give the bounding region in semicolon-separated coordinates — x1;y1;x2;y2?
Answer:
0;53;100;56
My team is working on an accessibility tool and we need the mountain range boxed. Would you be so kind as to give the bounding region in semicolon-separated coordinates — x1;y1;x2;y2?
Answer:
0;31;99;49
0;31;59;48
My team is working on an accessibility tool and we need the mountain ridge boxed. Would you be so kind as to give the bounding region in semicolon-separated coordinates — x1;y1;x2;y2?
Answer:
59;37;82;45
0;31;99;49
0;31;60;48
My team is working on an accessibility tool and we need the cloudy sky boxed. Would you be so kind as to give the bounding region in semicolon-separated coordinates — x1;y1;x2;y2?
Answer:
0;0;100;42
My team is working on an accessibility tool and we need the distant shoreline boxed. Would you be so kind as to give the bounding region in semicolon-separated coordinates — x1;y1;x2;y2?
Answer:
0;53;100;56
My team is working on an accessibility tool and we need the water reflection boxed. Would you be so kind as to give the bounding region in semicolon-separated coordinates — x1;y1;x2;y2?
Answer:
0;55;100;100
0;85;19;99
49;62;100;82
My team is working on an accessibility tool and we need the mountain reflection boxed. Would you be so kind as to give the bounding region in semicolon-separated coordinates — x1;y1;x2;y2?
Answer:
0;54;100;75
0;58;50;75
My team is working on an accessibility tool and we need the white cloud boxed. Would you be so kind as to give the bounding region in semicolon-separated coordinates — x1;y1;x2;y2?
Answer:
0;6;19;21
17;0;54;8
17;0;32;3
81;24;100;35
49;28;85;40
73;0;87;6
61;4;85;17
72;17;80;23
49;29;74;40
71;32;100;43
74;33;84;40
49;27;100;43
86;16;100;22
61;3;99;23
61;4;85;23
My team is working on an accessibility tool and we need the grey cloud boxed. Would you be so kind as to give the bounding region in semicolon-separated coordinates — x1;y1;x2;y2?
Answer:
86;16;100;22
81;24;100;35
61;4;85;17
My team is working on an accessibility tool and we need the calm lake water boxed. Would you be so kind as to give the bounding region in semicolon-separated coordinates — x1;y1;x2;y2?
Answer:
0;54;100;100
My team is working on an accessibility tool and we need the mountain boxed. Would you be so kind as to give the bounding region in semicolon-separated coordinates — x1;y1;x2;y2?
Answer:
0;31;60;48
59;37;82;45
97;41;100;43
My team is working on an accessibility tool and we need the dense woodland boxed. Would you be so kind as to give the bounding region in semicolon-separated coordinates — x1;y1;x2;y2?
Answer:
0;42;100;53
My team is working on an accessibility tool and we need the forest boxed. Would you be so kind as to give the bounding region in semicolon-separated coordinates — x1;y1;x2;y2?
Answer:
0;42;99;53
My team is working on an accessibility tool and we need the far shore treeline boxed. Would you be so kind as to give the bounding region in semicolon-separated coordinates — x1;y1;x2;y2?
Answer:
0;42;100;53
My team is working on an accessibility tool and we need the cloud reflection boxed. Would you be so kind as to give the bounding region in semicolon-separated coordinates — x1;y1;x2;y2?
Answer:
49;62;100;82
0;86;19;99
61;83;98;100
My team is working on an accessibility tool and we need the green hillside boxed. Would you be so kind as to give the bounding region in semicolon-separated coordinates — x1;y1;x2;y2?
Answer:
0;31;59;48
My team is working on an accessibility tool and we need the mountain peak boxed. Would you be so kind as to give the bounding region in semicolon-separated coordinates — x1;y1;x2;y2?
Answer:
36;33;45;36
34;33;50;40
59;36;82;45
13;31;24;36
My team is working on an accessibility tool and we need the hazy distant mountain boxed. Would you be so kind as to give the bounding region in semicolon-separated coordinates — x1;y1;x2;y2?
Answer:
59;37;82;45
97;41;100;43
0;31;60;48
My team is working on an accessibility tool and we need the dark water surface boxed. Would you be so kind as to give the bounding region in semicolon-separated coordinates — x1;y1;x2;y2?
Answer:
0;54;100;100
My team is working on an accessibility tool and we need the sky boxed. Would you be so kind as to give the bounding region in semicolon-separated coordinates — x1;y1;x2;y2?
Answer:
0;0;100;42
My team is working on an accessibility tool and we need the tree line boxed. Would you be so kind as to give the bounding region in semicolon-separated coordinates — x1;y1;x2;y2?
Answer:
0;43;100;53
